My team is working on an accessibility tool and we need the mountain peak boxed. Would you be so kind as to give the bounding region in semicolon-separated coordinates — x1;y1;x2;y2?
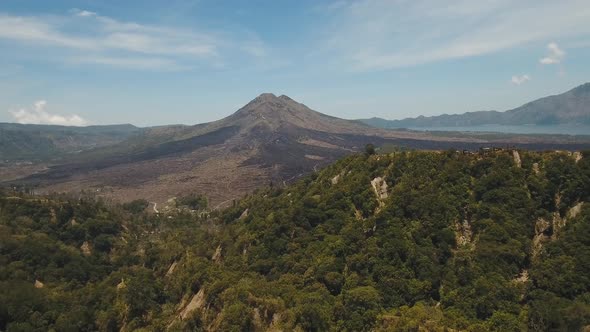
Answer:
278;94;294;101
235;93;301;121
238;93;297;115
254;93;278;101
250;93;298;106
225;93;371;134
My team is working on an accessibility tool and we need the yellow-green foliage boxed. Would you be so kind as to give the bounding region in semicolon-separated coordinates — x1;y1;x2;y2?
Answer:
1;150;589;331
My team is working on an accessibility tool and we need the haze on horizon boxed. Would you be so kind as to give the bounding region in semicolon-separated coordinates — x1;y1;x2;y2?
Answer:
1;0;589;127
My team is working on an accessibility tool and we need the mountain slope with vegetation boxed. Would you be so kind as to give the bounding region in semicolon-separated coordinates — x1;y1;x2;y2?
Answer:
1;149;589;331
0;123;140;161
6;93;590;208
361;82;590;128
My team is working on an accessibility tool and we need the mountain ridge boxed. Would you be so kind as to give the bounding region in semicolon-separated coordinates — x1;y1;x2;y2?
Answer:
0;123;141;161
360;82;590;129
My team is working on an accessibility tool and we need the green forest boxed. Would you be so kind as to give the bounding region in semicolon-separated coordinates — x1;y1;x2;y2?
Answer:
1;149;589;331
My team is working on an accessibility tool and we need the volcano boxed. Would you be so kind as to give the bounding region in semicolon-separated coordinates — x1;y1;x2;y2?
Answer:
8;93;590;207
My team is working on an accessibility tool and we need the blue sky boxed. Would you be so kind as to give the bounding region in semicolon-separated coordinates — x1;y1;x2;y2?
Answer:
1;0;589;126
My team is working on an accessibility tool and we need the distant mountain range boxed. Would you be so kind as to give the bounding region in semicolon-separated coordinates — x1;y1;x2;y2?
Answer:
360;83;590;129
0;123;140;161
2;92;590;207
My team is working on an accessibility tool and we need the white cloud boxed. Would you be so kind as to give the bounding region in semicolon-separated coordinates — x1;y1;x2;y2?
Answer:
511;74;531;85
0;10;269;70
9;100;88;126
70;9;97;17
539;42;565;64
320;0;590;70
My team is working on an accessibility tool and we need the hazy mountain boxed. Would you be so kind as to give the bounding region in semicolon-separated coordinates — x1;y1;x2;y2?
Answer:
0;123;140;161
4;93;590;206
361;82;590;129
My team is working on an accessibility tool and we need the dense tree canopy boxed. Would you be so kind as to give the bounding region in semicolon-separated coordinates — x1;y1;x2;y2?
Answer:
0;149;589;331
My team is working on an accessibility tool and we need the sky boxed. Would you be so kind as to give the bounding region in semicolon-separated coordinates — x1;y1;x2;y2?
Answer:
1;0;589;127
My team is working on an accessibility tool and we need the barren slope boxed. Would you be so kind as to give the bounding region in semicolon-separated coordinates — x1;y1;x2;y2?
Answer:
6;93;590;207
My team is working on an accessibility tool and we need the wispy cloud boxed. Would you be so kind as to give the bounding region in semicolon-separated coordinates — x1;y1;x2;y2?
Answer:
71;9;97;17
0;12;216;56
9;100;88;126
320;0;590;71
511;74;531;85
0;9;269;70
539;42;565;64
68;56;190;71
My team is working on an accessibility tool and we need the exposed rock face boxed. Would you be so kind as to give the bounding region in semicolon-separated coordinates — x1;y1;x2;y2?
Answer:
552;212;567;240
117;279;126;290
573;151;583;163
331;174;340;185
252;308;264;329
50;208;57;224
239;209;249;220
455;220;473;247
34;280;44;288
180;289;206;320
371;177;388;213
166;261;178;277
269;313;282;332
535;217;551;235
514;270;529;284
513;150;522;168
371;177;388;200
80;241;92;256
532;217;551;259
212;245;222;263
251;309;283;332
554;202;585;238
568;202;584;219
532;162;540;175
533;202;584;258
454;206;474;248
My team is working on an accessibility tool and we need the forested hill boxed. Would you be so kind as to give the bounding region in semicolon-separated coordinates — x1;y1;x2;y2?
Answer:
1;149;590;331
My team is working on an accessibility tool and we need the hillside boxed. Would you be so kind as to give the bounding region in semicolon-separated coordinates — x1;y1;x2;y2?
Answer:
1;149;589;331
0;123;140;161
361;82;590;128
5;93;590;208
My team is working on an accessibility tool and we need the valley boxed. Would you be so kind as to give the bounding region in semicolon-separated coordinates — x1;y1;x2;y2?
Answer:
3;93;590;208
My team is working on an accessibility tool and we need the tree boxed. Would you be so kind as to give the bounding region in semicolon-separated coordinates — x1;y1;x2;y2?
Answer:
122;199;149;214
340;286;381;331
177;194;208;210
365;143;376;156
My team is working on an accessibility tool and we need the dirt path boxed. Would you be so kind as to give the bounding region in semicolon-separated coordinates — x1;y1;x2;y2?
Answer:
214;199;233;210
